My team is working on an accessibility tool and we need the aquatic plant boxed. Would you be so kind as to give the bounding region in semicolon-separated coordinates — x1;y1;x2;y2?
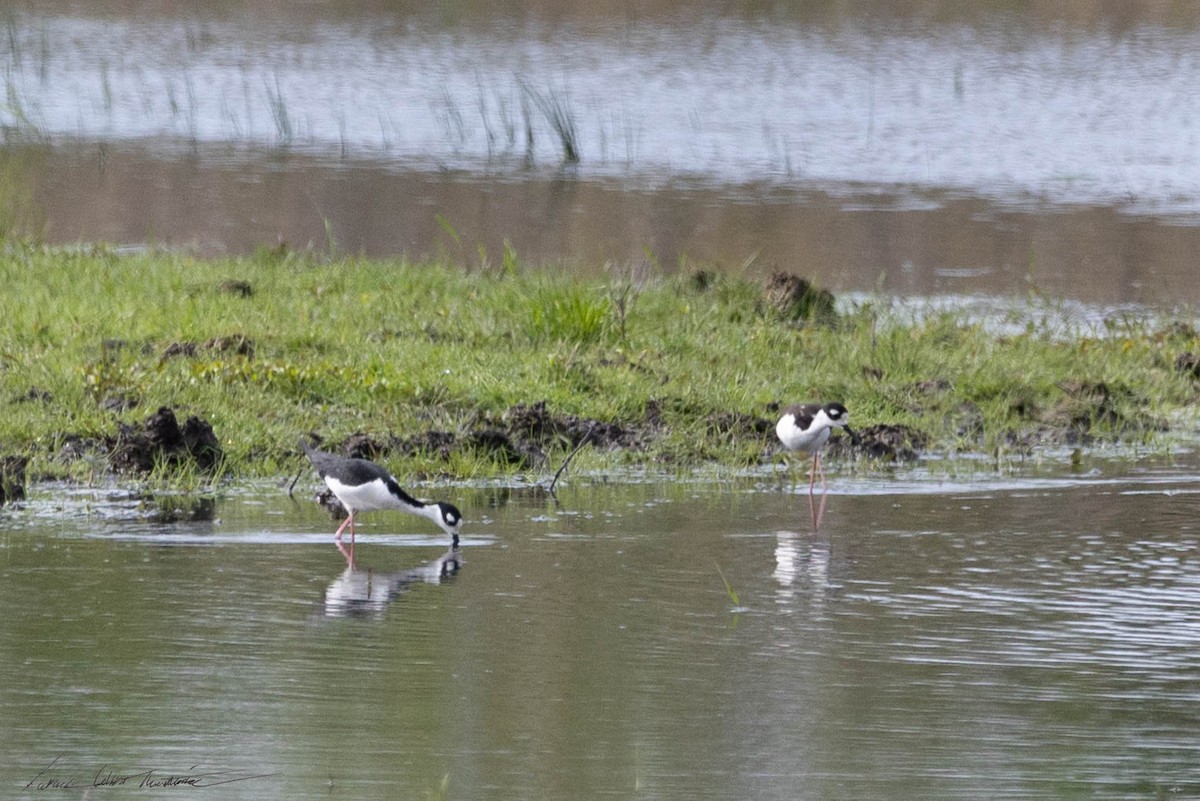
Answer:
715;563;741;608
263;73;293;146
1;79;48;144
425;774;451;801
519;79;580;164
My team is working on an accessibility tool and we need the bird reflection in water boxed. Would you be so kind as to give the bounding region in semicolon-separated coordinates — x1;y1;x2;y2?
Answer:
773;530;830;602
774;491;830;604
323;548;463;619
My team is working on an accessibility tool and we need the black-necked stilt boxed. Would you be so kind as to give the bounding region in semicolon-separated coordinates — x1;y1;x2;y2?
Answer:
775;402;853;495
299;438;463;550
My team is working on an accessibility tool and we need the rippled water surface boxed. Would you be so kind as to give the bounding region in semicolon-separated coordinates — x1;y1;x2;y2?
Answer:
6;2;1200;306
3;459;1200;799
8;2;1200;208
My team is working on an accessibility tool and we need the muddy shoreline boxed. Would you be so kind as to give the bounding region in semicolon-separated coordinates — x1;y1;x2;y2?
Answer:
11;337;1198;493
8;378;1178;498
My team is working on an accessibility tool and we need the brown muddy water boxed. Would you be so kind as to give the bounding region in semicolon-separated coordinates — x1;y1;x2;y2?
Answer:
3;457;1200;800
5;2;1200;307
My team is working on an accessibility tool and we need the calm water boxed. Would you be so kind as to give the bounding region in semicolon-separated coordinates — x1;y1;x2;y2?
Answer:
6;3;1200;306
7;2;1200;206
3;459;1200;800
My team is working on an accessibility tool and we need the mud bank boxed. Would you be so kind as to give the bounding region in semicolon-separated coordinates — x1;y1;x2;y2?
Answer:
56;406;223;477
306;399;934;472
38;374;1170;490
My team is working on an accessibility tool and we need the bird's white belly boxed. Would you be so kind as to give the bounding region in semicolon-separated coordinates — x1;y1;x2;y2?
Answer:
776;417;831;453
325;476;395;512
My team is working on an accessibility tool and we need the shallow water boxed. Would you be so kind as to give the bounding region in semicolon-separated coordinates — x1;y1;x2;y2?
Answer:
3;458;1200;799
6;3;1200;307
7;3;1200;209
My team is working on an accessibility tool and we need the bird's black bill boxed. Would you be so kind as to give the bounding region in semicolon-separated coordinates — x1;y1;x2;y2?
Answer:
844;425;861;445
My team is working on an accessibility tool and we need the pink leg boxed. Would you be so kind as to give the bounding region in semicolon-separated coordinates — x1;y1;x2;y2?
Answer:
809;452;828;495
334;511;355;541
336;538;356;569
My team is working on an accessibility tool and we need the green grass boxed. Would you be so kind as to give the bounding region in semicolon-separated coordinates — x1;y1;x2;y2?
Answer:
0;241;1196;484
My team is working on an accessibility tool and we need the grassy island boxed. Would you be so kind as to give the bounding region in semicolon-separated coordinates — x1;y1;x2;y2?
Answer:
0;243;1197;486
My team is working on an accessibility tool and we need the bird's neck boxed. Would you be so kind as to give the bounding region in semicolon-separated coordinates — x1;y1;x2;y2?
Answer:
401;498;439;524
409;502;455;545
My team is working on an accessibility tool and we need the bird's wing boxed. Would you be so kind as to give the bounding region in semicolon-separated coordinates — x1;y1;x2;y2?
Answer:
783;404;818;430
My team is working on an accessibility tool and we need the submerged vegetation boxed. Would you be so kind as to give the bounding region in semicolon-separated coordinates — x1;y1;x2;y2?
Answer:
0;242;1197;487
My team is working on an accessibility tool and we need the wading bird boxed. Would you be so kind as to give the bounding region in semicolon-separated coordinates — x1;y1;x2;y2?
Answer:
299;438;463;554
775;402;854;495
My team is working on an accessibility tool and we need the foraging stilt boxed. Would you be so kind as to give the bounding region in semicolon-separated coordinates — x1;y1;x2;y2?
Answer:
299;438;464;560
775;403;853;495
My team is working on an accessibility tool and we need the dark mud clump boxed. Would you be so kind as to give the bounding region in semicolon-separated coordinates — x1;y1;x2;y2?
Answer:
836;424;927;462
704;411;774;439
1174;352;1200;380
1049;381;1125;428
0;455;28;505
313;401;645;473
205;334;255;357
1039;380;1163;445
219;279;254;297
161;341;199;360
397;430;458;460
160;333;255;363
107;406;223;473
141;494;218;523
56;434;105;465
466;429;540;467
100;393;139;413
340;432;387;461
503;400;637;449
461;400;645;468
14;387;53;404
764;272;837;324
311;430;457;463
688;269;716;292
315;487;347;518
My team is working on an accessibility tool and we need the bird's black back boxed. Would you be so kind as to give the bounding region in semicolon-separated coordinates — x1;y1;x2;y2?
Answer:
780;402;848;430
299;438;391;486
780;403;820;430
